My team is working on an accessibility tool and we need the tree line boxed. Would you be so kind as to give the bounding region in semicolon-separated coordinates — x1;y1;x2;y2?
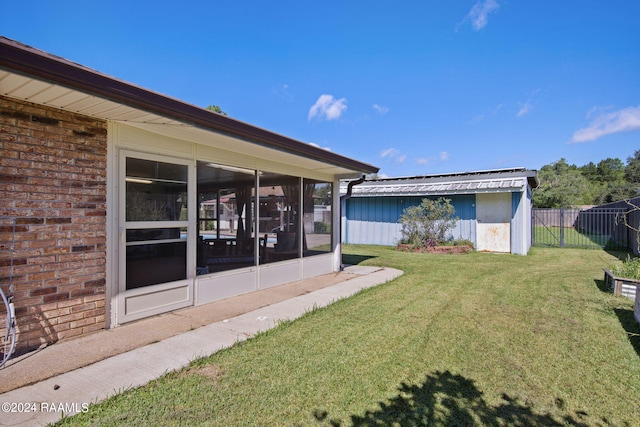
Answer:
533;149;640;208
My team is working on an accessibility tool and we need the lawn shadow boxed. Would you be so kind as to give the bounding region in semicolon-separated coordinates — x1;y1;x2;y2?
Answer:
313;370;616;427
341;254;377;266
604;249;635;262
594;278;610;293
614;308;640;358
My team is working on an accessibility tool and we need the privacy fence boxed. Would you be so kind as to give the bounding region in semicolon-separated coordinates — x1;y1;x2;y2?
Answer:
532;199;640;252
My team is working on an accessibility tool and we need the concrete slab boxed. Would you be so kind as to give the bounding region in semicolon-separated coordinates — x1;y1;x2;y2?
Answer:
0;266;402;426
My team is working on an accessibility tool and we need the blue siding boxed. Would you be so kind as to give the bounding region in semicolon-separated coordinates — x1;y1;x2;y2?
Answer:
344;195;477;246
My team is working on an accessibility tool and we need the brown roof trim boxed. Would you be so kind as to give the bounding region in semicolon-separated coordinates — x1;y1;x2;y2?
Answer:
0;37;378;174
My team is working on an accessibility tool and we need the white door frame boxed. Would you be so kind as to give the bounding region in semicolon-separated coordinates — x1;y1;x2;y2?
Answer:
116;150;195;324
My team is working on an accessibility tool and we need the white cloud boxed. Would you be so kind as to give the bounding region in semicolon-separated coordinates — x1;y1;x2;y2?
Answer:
517;101;533;117
380;148;398;158
308;142;332;151
462;0;500;31
471;114;486;124
416;152;450;166
373;104;389;115
571;105;640;143
274;83;293;101
380;148;406;164
518;89;541;117
470;103;504;124
308;94;347;121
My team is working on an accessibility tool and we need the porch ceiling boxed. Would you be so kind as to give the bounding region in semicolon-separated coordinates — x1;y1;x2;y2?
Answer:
0;69;182;125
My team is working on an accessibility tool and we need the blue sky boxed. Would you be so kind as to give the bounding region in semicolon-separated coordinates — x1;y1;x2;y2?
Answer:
2;1;639;177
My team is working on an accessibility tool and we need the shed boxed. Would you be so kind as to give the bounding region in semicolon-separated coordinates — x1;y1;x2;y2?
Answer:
0;37;377;353
341;168;539;255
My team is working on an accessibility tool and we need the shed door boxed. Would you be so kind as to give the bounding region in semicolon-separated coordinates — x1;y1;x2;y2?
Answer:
476;193;511;253
117;151;194;324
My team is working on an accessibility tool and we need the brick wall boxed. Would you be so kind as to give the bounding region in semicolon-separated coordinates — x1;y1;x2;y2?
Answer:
0;96;107;354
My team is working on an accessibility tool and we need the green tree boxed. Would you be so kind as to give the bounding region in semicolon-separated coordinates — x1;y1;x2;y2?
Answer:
579;161;598;182
625;149;640;184
533;159;593;208
313;185;332;206
399;197;458;247
596;181;639;204
596;157;625;183
206;105;227;115
536;151;640;208
591;157;637;203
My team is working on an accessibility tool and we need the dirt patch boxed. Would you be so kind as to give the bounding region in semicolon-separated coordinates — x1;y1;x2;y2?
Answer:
187;364;225;385
427;245;473;254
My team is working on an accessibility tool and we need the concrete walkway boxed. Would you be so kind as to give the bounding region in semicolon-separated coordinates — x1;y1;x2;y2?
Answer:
0;266;402;426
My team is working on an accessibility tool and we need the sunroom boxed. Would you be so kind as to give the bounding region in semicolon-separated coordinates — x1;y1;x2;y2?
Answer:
114;123;354;324
0;36;378;337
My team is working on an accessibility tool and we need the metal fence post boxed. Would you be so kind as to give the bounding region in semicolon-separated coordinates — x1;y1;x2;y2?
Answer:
559;208;565;248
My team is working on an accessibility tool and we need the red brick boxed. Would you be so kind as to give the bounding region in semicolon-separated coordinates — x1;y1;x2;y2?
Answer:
57;311;85;324
43;293;69;303
56;328;83;340
30;286;57;296
2;96;106;352
70;317;96;329
82;323;105;334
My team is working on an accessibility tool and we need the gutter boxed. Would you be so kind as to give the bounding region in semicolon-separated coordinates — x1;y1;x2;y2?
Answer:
339;176;366;270
340;175;366;203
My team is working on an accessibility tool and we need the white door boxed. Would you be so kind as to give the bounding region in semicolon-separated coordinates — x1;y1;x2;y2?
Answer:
117;151;195;324
476;192;511;253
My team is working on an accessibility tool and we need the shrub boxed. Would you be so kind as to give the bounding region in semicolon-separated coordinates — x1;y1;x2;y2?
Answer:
451;239;474;247
399;197;459;248
314;222;330;233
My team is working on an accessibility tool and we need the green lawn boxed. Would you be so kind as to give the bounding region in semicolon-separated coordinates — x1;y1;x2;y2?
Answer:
533;225;624;249
57;246;640;426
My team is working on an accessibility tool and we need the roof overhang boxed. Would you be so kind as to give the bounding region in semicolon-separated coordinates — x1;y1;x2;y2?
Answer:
0;37;378;178
341;168;539;196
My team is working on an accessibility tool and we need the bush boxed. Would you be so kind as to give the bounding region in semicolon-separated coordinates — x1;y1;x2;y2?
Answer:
314;222;330;233
451;239;474;247
399;197;459;249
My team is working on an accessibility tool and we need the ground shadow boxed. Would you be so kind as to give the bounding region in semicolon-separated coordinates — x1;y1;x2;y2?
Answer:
615;308;640;358
314;370;620;426
341;254;377;266
11;304;57;358
594;278;610;293
604;249;634;262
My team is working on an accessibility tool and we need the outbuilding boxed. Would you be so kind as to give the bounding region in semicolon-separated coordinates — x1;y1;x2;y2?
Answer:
0;37;377;353
341;168;539;255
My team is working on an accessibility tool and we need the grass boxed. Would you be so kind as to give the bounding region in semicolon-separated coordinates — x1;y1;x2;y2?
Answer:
56;246;640;426
609;254;640;280
532;225;623;249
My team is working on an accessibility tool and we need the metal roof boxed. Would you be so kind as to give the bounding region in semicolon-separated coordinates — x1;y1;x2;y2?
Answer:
342;168;538;196
0;37;378;178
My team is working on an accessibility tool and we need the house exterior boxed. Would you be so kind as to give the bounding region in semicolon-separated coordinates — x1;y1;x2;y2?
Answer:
0;37;377;354
341;168;539;255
